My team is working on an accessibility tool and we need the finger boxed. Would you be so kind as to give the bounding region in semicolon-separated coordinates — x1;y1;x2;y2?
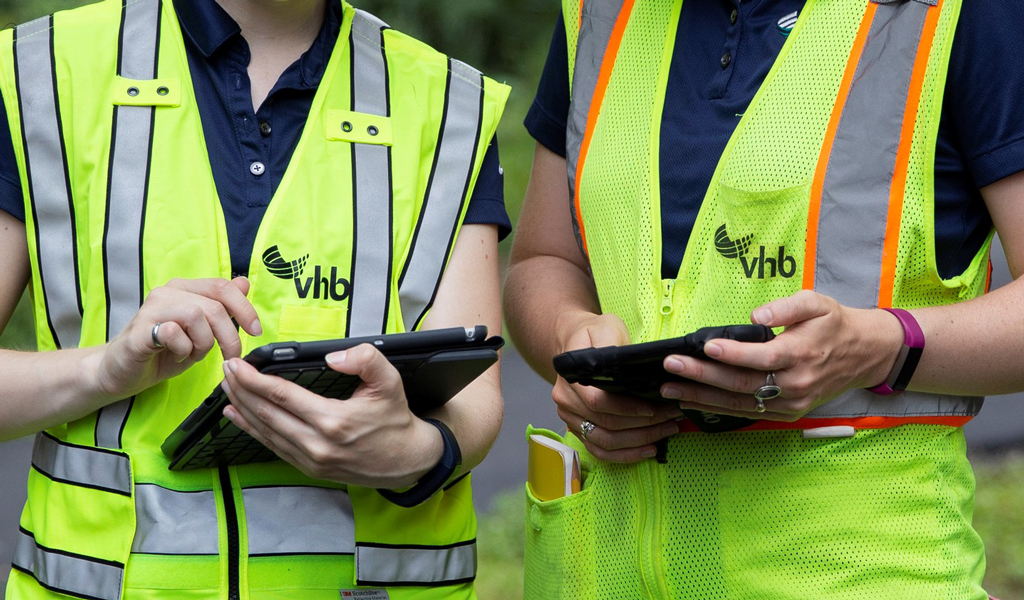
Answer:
324;345;402;397
750;289;832;328
663;355;767;395
676;401;799;423
152;321;193;363
561;409;669;463
166;277;262;337
556;378;670;419
666;381;804;420
224;359;324;426
222;360;320;445
221;389;305;466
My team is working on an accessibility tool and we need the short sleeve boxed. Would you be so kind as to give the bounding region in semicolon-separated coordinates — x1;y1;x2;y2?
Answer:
524;13;571;158
944;0;1024;188
462;136;511;241
0;86;25;221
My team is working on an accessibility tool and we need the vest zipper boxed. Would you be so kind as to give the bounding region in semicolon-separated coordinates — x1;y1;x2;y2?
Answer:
659;279;675;321
637;460;669;599
218;467;242;600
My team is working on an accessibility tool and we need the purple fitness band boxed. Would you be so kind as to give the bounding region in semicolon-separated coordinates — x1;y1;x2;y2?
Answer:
868;308;925;395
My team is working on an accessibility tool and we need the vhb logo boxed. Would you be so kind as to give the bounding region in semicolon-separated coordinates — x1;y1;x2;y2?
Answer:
714;225;796;279
262;245;352;301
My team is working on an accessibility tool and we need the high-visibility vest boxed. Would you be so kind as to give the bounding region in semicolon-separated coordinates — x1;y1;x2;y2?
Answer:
522;1;989;599
0;1;507;599
564;0;986;430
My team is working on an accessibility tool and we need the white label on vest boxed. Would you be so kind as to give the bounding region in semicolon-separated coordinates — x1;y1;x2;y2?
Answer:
339;590;390;599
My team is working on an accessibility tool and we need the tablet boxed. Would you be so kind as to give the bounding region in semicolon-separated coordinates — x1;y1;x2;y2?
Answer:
553;324;775;435
162;326;503;471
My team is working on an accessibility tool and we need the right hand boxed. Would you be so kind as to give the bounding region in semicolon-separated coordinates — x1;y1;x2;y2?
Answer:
94;277;262;399
553;313;683;463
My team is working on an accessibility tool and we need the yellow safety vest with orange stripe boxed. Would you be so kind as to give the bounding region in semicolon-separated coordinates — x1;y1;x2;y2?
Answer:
523;1;991;599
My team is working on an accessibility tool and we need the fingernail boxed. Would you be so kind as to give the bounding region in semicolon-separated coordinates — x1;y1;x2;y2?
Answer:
668;408;684;419
664;357;684;373
223;406;236;422
636;405;655;417
325;351;346;366
250;319;263;336
641;449;657;459
661;424;679;437
226;360;237;374
221;380;232;397
753;308;773;325
662;387;681;400
704;342;722;358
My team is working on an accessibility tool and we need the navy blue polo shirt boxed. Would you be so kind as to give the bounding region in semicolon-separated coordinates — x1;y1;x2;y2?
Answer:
0;0;509;277
527;0;1024;280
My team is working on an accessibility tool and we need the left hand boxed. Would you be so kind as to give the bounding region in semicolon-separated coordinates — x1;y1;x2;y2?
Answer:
660;290;903;421
220;344;443;488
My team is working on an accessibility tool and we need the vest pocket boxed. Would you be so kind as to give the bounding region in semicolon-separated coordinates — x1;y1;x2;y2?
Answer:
691;182;810;325
523;429;599;600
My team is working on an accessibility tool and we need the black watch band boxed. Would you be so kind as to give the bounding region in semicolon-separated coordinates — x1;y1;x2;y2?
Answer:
377;419;462;508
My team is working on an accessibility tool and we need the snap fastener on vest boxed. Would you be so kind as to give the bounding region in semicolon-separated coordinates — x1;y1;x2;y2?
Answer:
367;125;379;136
127;86;140;97
342;121;353;133
157;86;169;96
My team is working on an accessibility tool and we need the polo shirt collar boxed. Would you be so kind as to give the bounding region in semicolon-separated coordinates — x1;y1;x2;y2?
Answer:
173;0;343;90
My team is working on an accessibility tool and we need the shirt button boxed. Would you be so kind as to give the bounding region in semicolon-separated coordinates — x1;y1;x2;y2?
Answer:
259;121;272;137
250;161;266;176
720;52;732;69
730;9;738;24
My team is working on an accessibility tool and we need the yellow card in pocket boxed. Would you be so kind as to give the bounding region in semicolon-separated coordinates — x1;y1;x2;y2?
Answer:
528;434;581;501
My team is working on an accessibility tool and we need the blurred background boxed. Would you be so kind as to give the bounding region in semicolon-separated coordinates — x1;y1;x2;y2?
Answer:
1;1;1021;598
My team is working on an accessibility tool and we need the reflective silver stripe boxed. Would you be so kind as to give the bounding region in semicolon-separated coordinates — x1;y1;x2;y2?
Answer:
809;1;979;420
356;541;476;585
132;484;219;555
813;1;928;310
245;486;356;556
130;485;356;556
31;433;131;496
96;0;161;449
565;0;628;255
398;59;485;330
346;10;393;336
12;528;124;600
14;16;83;350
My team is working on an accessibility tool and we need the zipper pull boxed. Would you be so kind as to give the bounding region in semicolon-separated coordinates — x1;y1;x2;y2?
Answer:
660;280;675;316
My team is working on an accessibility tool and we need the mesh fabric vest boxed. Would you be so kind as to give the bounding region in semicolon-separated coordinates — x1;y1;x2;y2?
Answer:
523;0;991;598
0;1;508;599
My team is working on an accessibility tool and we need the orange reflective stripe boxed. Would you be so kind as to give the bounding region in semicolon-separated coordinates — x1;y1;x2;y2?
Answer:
803;2;877;291
573;0;634;256
676;414;972;434
878;0;943;308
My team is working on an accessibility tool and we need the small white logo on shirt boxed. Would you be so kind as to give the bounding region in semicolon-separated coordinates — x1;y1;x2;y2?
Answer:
777;11;799;37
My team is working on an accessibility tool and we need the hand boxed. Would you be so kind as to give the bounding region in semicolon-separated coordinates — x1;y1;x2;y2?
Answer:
659;290;903;421
220;343;444;488
554;313;683;463
95;277;262;400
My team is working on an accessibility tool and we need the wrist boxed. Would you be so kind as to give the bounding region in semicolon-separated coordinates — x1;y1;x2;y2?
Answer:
378;418;462;507
866;308;925;394
82;345;122;404
394;418;445;488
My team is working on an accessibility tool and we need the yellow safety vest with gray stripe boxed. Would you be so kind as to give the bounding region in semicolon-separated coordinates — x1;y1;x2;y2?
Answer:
522;1;990;599
0;1;507;599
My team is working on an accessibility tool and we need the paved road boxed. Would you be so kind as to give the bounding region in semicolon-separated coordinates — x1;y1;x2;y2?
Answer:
3;241;1022;586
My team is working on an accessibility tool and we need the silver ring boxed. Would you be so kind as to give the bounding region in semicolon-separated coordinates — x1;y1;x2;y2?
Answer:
580;420;596;441
151;322;164;349
754;372;782;412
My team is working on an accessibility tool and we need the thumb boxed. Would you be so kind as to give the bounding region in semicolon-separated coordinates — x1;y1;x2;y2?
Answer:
751;290;832;328
324;343;401;394
231;276;251;296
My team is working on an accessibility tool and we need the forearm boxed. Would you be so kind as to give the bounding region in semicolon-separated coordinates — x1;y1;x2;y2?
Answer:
504;255;601;382
425;363;502;475
0;346;118;441
910;277;1024;396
